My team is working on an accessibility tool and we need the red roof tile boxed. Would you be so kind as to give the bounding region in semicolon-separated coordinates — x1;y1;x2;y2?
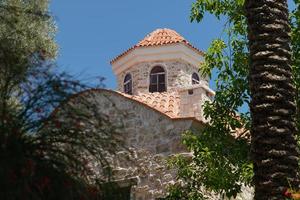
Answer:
52;88;203;124
136;28;186;47
119;91;180;118
111;28;204;63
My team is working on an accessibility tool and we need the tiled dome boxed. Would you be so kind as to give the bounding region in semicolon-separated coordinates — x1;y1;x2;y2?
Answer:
136;28;186;47
111;28;203;63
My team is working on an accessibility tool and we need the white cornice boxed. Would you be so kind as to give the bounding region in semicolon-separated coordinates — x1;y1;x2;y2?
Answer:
111;43;204;75
178;84;215;96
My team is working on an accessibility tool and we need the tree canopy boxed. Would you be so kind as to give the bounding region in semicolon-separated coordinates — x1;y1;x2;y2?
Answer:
167;0;300;199
0;1;124;199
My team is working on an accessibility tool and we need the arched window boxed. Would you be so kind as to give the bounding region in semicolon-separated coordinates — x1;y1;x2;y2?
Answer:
192;72;200;85
123;73;132;95
149;66;166;93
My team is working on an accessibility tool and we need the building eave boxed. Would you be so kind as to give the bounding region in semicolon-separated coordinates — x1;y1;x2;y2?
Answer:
52;88;206;125
111;43;204;76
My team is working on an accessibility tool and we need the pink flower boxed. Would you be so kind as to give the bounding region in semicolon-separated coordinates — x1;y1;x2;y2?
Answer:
283;188;292;198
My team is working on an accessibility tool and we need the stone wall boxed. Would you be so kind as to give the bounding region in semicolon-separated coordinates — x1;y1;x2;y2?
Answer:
83;89;195;199
116;60;208;95
178;86;205;120
70;89;253;200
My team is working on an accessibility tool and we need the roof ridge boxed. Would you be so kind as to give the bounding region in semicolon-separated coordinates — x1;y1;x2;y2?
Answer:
110;28;203;64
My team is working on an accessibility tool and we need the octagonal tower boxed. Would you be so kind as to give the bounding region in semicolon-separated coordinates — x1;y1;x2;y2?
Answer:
110;28;214;121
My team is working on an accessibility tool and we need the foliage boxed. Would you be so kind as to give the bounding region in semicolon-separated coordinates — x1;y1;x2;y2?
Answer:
167;131;251;200
0;0;57;82
168;0;300;199
291;0;300;133
0;1;124;199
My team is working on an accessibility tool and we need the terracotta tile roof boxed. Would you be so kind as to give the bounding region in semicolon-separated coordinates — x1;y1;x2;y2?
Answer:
119;91;181;118
52;88;202;124
111;28;204;63
136;28;187;47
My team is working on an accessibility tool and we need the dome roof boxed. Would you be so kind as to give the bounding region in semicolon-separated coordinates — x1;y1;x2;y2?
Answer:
136;28;187;47
111;28;203;63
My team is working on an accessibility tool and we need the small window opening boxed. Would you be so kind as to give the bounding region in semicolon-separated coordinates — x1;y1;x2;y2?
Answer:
123;73;132;95
100;178;136;200
149;66;166;93
192;72;200;85
188;89;194;95
101;184;131;200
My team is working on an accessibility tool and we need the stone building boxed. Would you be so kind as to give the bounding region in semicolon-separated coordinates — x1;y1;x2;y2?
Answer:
107;28;212;199
69;28;252;200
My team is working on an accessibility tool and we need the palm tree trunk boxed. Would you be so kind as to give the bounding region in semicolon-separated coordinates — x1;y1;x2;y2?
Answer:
297;89;300;132
245;0;300;199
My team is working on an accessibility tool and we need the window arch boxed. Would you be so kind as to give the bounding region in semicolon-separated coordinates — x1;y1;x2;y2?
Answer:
149;66;166;93
123;73;132;95
192;72;200;85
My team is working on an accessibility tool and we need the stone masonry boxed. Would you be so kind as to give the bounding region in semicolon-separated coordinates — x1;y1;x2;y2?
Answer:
116;60;209;95
81;89;199;199
67;28;254;199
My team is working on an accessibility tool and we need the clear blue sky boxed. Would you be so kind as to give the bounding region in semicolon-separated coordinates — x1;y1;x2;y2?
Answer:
50;1;295;91
50;0;225;90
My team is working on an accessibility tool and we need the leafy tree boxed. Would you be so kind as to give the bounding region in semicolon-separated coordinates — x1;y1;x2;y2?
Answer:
167;0;300;199
0;1;123;199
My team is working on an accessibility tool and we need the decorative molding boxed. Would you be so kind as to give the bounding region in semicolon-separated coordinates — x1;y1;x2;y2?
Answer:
111;43;203;76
